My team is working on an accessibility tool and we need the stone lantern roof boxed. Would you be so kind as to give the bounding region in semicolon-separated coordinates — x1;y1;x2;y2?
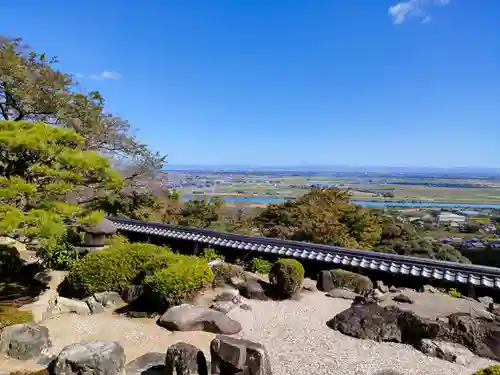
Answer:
81;218;117;235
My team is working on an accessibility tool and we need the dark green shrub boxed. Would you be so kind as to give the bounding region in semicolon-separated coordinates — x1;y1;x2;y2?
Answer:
248;257;272;274
473;365;500;375
329;269;373;294
200;248;224;262
269;258;304;297
144;257;213;306
66;243;171;296
212;263;245;286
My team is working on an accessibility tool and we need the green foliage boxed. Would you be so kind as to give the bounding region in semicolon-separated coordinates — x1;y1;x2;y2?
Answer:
268;258;305;297
90;191;160;221
67;243;170;296
177;197;225;229
104;234;130;248
0;120;123;261
473;365;500;375
248;257;272;274
329;269;374;294
0;304;33;329
144;257;213;305
212;263;245;286
200;248;224;262
448;288;461;298
254;188;382;249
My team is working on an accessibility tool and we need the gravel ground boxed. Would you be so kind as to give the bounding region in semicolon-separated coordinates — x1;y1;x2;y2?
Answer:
1;291;497;374
227;292;497;375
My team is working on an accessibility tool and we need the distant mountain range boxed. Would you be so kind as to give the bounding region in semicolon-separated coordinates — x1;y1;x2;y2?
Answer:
163;164;500;176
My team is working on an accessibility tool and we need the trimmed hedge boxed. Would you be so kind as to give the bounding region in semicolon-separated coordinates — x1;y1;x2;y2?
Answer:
212;263;245;286
269;258;304;297
248;258;272;274
144;257;213;305
329;269;373;294
474;365;500;375
66;243;172;296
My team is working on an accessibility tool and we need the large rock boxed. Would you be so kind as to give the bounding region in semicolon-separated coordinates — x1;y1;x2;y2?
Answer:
210;335;272;375
418;339;477;365
0;322;51;360
478;296;494;308
93;291;125;308
86;296;105;314
238;279;268;301
53;340;125;375
448;313;500;361
126;352;165;375
58;297;91;316
316;270;334;292
158;304;242;334
165;342;208;375
327;302;450;344
121;284;147;303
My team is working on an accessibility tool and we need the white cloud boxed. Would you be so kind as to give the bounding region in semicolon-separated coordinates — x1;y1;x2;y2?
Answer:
88;71;122;80
389;0;451;24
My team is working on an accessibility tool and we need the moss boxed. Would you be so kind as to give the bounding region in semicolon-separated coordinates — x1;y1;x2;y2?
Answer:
144;257;213;306
329;269;373;294
473;365;500;375
269;258;305;298
212;263;245;286
248;258;272;274
0;304;33;329
66;243;172;296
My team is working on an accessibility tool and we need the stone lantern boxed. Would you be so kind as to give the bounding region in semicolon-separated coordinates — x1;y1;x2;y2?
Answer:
81;218;117;248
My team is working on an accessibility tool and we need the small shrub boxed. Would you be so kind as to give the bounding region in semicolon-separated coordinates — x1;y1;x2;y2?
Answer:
66;243;171;296
473;365;500;375
212;263;245;286
248;258;272;274
144;257;213;306
200;248;224;262
448;288;461;298
37;238;77;271
329;269;373;294
0;304;33;329
269;258;304;298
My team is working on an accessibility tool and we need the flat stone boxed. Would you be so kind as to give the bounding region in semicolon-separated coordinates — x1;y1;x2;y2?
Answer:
418;339;477;366
0;322;51;360
421;285;438;294
58;297;91;315
240;304;252;311
211;301;237;314
210;335;272;375
53;340;125;375
158;304;242;334
93;291;125;308
214;288;240;303
126;352;165;375
393;294;414;304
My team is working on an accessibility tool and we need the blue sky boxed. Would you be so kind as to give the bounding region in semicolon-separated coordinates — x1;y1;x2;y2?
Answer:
4;0;500;168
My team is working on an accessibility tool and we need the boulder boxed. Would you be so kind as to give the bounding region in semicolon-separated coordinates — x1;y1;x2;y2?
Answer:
393;294;414;304
239;279;268;301
93;291;125;308
210;335;272;375
126;352;165;375
165;342;208;375
301;278;318;293
389;286;400;293
53;340;126;375
158;304;242;334
420;285;438;294
478;296;494;308
0;322;51;360
121;284;147;303
58;297;91;316
376;280;389;293
418;339;477;365
448;313;500;361
86;296;105;314
316;270;334;292
325;288;359;300
327;303;450;344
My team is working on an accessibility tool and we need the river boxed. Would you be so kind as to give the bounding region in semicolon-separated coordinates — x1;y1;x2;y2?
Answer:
180;196;500;209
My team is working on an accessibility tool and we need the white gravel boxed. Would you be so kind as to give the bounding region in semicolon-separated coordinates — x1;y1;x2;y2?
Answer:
227;292;497;375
